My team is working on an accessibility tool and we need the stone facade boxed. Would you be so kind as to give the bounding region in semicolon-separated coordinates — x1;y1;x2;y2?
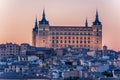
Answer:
32;10;102;50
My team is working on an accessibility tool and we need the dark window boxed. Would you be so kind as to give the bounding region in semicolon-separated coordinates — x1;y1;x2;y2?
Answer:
56;32;59;35
76;37;78;39
43;40;45;42
65;40;67;43
69;40;71;43
56;40;58;43
65;37;67;39
52;37;54;39
68;32;71;35
80;41;82;43
69;37;71;39
76;41;78;43
96;33;99;36
88;41;90;44
60;40;63;43
76;32;79;35
52;40;54;43
52;32;55;35
73;41;75;43
56;37;59;39
97;41;98;43
64;32;67;35
88;33;90;35
72;33;75;35
60;32;63;35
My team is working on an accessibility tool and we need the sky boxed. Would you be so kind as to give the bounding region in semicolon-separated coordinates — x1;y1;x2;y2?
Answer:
0;0;120;51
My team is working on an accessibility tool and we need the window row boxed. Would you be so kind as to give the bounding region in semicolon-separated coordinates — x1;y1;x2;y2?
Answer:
52;40;90;44
52;37;91;39
51;32;92;35
52;45;90;48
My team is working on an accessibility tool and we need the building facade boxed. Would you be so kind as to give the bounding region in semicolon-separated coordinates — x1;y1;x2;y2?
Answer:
32;10;102;50
0;43;20;57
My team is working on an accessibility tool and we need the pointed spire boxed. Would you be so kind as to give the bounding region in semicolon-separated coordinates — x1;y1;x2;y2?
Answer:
39;9;49;25
42;9;46;19
95;9;99;22
35;17;37;27
93;9;101;25
85;18;88;27
33;17;38;32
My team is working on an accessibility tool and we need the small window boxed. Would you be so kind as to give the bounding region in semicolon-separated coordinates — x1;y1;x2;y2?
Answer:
52;40;54;43
60;40;63;43
69;37;71;39
68;32;71;35
76;41;78;43
64;32;67;35
73;41;75;43
52;32;55;35
65;40;67;43
88;41;90;44
56;40;58;43
76;32;79;35
80;41;82;43
72;33;75;35
56;32;59;35
65;37;67;39
69;40;71;43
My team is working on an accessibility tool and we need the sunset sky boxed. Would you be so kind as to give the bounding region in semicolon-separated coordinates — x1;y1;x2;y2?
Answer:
0;0;120;51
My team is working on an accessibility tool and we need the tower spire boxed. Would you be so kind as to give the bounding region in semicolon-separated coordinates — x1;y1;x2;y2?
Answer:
93;9;101;25
33;17;38;32
39;9;49;25
85;18;88;27
95;9;99;22
35;17;37;27
42;9;46;19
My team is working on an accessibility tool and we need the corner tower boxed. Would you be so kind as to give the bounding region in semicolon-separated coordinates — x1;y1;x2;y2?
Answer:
35;9;50;47
32;17;38;46
92;10;102;50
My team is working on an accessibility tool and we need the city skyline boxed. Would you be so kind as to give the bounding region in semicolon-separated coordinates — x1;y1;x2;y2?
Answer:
0;0;120;51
